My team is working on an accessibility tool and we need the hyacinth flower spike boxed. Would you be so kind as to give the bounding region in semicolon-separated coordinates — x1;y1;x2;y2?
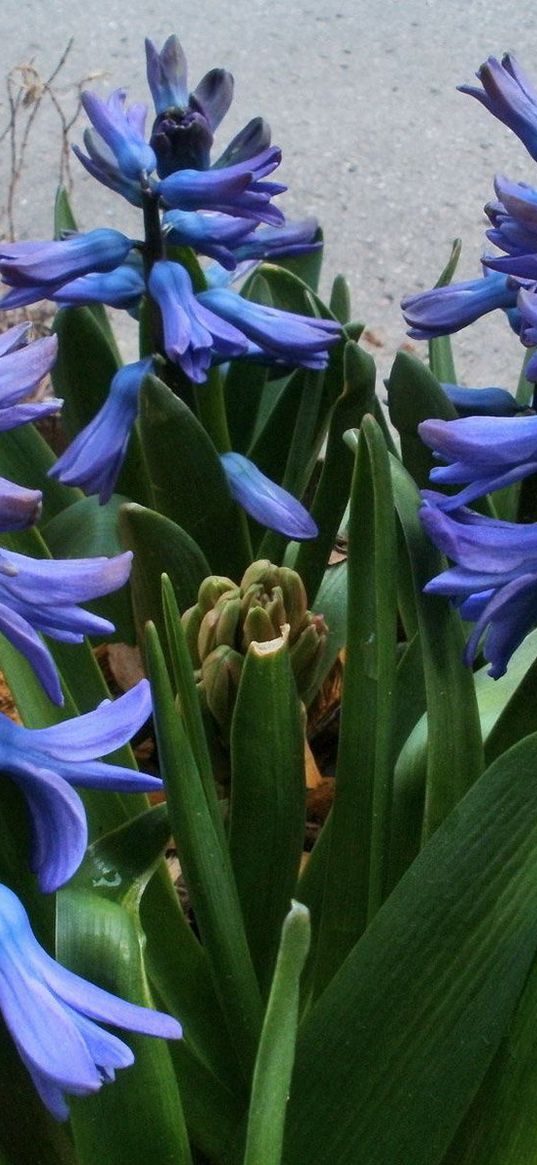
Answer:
459;54;537;164
0;884;181;1120
420;500;537;677
0;679;161;892
145;33;234;176
0;547;133;705
50;358;154;503
418;412;537;510
221;452;318;539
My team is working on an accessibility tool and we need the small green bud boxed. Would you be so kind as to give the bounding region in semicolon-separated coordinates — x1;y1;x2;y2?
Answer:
242;605;279;651
201;645;244;738
197;575;237;615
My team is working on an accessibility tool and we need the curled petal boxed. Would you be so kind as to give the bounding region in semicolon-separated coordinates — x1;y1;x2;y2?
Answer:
221;452;318;539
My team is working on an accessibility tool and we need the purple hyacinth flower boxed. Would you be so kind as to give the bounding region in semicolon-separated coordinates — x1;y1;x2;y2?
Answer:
1;264;145;313
157;146;285;225
0;478;42;531
0;327;62;427
146;35;234;177
148;260;247;382
420;500;537;677
198;287;341;369
162;209;255;269
213;117;271;169
73;129;144;207
50;358;153;503
0;230;133;289
231;218;321;262
0;883;181;1119
419;412;537;510
401;270;517;339
441;383;523;417
459;54;537;163
484;175;537;259
221;452;318;539
0;679;161;891
0;547;133;705
81;89;156;180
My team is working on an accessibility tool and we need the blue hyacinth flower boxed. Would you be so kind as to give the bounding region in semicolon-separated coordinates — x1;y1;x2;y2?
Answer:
157;146;285;225
221;452;318;539
0;477;42;531
419;412;537;510
230;218;321;263
0;547;133;705
441;383;524;417
421;499;537;677
0;325;62;427
484;175;537;259
50;358;153;503
73;128;144;207
401;270;518;339
0;679;161;891
1;263;146;313
0;883;181;1119
80;89;157;180
198;286;341;369
0;230;133;290
162;209;255;269
145;34;233;176
148;260;247;381
459;54;537;163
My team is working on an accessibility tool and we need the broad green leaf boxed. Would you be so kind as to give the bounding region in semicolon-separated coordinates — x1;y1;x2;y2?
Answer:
442;948;537;1165
54;185;77;235
0;421;78;523
313;415;398;995
387;350;458;489
310;558;347;691
283;733;537;1165
118;502;210;656
229;630;306;995
244;902;311;1165
223;358;269;453
329;274;352;324
145;622;263;1083
294;341;376;604
139;374;249;578
391;456;483;839
57;888;192;1165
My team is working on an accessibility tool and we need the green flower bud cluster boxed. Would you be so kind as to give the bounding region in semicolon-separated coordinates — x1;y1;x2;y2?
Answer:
182;560;328;738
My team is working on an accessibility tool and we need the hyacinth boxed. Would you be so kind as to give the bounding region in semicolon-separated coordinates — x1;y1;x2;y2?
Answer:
0;884;181;1119
421;499;537;678
401;271;517;339
220;452;318;539
0;547;133;705
49;358;154;503
0;679;160;891
459;54;537;164
182;560;328;738
441;383;524;417
418;413;537;510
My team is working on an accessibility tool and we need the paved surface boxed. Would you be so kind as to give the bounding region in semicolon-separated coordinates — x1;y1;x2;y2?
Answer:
2;0;537;385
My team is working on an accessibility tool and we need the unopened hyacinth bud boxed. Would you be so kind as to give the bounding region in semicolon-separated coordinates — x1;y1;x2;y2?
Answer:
182;559;327;739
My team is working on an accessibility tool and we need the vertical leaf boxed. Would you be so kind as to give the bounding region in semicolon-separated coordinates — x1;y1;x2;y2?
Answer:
229;630;306;994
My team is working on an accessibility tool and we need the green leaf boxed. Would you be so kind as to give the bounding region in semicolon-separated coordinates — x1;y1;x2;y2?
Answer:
391;457;483;839
427;239;462;383
229;630;306;995
329;274;352;324
294;341;376;603
244;902;311;1165
118;502;210;656
54;185;77;235
387;350;457;489
283;733;537;1165
57;888;192;1165
310;558;347;691
312;415;398;996
0;421;78;523
145;622;264;1083
139;374;249;578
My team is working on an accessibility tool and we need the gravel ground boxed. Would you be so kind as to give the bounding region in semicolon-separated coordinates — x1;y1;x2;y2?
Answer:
2;0;537;385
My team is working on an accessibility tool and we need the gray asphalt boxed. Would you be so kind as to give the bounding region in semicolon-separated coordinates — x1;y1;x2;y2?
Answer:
2;0;537;387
